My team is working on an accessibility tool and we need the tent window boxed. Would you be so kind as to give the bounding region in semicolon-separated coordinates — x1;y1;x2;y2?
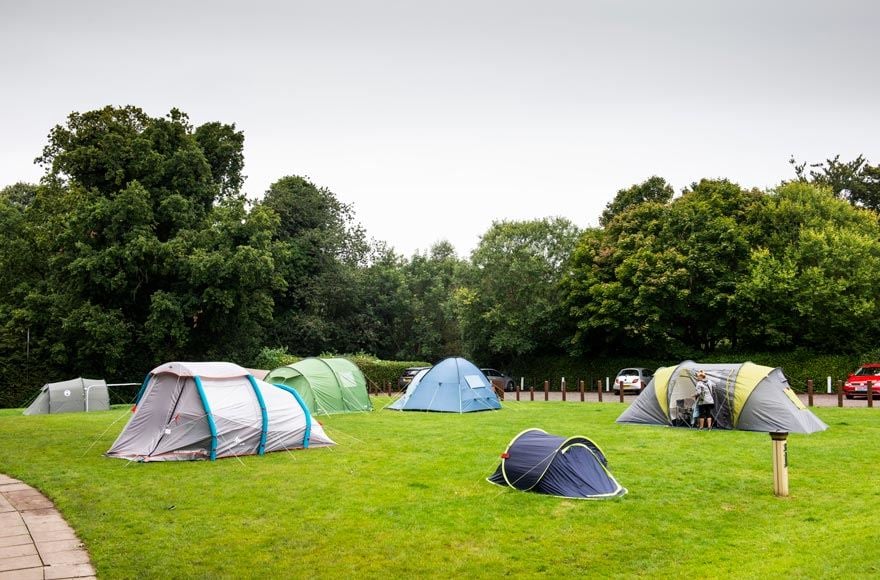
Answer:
464;374;486;389
338;371;357;388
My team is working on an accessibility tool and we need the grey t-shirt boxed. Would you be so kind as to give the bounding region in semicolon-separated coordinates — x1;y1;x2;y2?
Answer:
695;379;715;405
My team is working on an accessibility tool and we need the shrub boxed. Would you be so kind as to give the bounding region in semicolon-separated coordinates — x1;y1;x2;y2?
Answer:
347;355;431;392
251;348;428;393
252;347;300;370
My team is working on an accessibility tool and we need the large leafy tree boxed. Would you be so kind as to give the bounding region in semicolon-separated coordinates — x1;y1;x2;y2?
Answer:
791;154;880;211
599;176;674;227
564;179;762;354
9;106;277;382
260;175;371;355
395;241;468;361
0;183;42;405
734;182;880;351
455;217;581;363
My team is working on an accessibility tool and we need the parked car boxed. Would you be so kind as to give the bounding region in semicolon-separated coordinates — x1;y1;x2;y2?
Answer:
481;368;516;392
397;366;429;390
842;363;880;399
613;368;654;395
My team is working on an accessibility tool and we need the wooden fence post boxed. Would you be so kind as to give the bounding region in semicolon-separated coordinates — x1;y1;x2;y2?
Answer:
543;380;549;401
807;378;814;407
837;379;843;407
619;382;625;403
516;378;520;401
596;379;603;402
579;380;585;402
771;432;789;497
869;380;874;408
386;381;391;396
561;377;566;401
529;387;534;401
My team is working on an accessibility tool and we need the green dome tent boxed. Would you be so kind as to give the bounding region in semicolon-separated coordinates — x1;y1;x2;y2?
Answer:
616;361;827;434
264;357;372;416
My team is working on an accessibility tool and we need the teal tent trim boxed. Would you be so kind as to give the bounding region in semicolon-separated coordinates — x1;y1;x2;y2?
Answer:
193;376;218;461
273;383;312;448
134;373;151;405
246;375;269;455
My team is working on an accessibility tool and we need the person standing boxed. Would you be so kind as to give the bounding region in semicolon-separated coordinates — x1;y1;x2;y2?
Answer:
694;370;716;430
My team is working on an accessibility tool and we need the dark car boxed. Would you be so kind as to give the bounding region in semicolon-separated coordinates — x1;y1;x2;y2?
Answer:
843;363;880;399
397;366;429;390
481;368;515;392
613;368;654;395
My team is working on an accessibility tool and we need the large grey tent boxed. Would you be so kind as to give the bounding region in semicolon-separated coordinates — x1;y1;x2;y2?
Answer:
107;362;334;461
23;378;109;415
617;361;828;433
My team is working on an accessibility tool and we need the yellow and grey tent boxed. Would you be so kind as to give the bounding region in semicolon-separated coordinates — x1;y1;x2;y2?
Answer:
616;361;827;433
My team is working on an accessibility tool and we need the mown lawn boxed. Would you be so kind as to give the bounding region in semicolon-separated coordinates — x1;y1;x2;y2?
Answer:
0;400;878;578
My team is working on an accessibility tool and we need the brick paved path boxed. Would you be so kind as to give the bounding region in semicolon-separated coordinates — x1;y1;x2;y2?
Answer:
0;474;95;579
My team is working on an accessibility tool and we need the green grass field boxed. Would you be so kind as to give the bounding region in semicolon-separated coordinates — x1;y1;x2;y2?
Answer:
1;400;878;578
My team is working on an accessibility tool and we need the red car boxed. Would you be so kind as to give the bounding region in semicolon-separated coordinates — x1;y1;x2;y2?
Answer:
843;363;880;399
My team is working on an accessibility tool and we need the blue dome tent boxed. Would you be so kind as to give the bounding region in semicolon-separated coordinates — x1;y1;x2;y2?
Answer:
387;357;501;413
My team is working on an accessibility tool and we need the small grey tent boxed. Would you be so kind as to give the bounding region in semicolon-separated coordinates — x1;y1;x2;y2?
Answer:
487;429;626;499
616;361;828;433
23;378;109;415
107;362;334;462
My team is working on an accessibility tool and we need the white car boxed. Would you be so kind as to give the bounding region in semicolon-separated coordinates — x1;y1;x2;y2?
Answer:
613;368;654;395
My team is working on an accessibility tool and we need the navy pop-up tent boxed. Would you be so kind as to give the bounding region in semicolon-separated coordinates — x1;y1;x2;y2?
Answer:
487;429;627;499
387;357;501;413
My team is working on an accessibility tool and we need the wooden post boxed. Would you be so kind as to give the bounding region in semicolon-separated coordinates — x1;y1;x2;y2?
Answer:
807;378;814;407
543;380;549;401
596;379;603;402
837;379;843;407
515;379;520;401
869;380;874;408
770;432;789;497
579;379;585;402
386;381;391;396
561;377;566;401
619;382;625;403
529;387;534;401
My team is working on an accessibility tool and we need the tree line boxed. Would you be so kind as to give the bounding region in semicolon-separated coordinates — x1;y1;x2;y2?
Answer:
2;105;879;404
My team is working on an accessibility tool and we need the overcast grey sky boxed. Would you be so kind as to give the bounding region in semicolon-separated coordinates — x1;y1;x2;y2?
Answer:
1;0;878;256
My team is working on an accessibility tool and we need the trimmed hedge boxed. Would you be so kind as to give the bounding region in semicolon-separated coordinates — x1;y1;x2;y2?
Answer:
2;347;868;409
252;348;429;393
347;355;431;392
505;351;867;393
254;347;865;394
